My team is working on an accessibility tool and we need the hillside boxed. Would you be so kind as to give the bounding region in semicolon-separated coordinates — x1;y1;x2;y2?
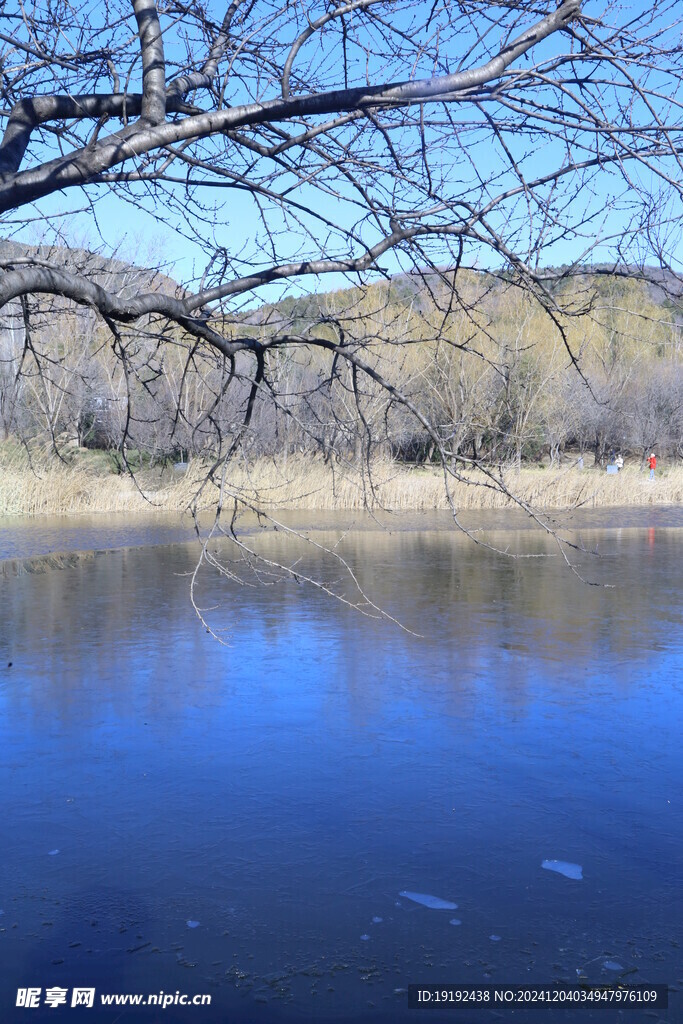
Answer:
0;237;181;301
1;248;681;473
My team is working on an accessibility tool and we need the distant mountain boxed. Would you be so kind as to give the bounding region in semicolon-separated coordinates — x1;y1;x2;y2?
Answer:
0;238;181;300
2;239;681;324
248;263;683;334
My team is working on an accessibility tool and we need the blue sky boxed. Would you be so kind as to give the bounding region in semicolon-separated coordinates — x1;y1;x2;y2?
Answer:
3;0;682;304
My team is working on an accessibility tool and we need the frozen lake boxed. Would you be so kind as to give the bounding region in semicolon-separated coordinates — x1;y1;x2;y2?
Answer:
0;510;681;1022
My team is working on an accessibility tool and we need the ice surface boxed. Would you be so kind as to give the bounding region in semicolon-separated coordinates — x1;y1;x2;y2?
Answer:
603;960;623;971
399;891;458;910
372;917;383;924
489;935;501;941
186;920;200;928
48;849;60;856
541;860;583;880
449;919;462;926
360;934;370;941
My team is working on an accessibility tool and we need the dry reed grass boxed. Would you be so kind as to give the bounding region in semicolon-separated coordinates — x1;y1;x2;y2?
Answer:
214;459;683;511
1;444;681;517
0;455;169;516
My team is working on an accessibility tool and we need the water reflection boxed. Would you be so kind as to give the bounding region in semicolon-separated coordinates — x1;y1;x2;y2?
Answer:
0;517;681;1023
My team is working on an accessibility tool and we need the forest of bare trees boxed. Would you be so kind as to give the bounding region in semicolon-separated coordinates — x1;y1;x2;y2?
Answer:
1;250;681;473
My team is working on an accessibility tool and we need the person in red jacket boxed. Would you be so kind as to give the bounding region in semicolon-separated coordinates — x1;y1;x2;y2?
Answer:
648;452;657;480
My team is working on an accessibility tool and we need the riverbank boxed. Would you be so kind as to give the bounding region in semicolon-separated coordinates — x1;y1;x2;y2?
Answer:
1;445;681;516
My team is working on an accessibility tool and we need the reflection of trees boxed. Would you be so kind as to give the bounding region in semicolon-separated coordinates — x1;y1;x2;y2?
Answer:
3;547;222;726
241;523;677;657
3;525;677;729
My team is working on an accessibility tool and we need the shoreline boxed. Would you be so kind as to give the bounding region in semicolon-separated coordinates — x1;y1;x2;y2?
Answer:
2;506;682;576
2;505;679;577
